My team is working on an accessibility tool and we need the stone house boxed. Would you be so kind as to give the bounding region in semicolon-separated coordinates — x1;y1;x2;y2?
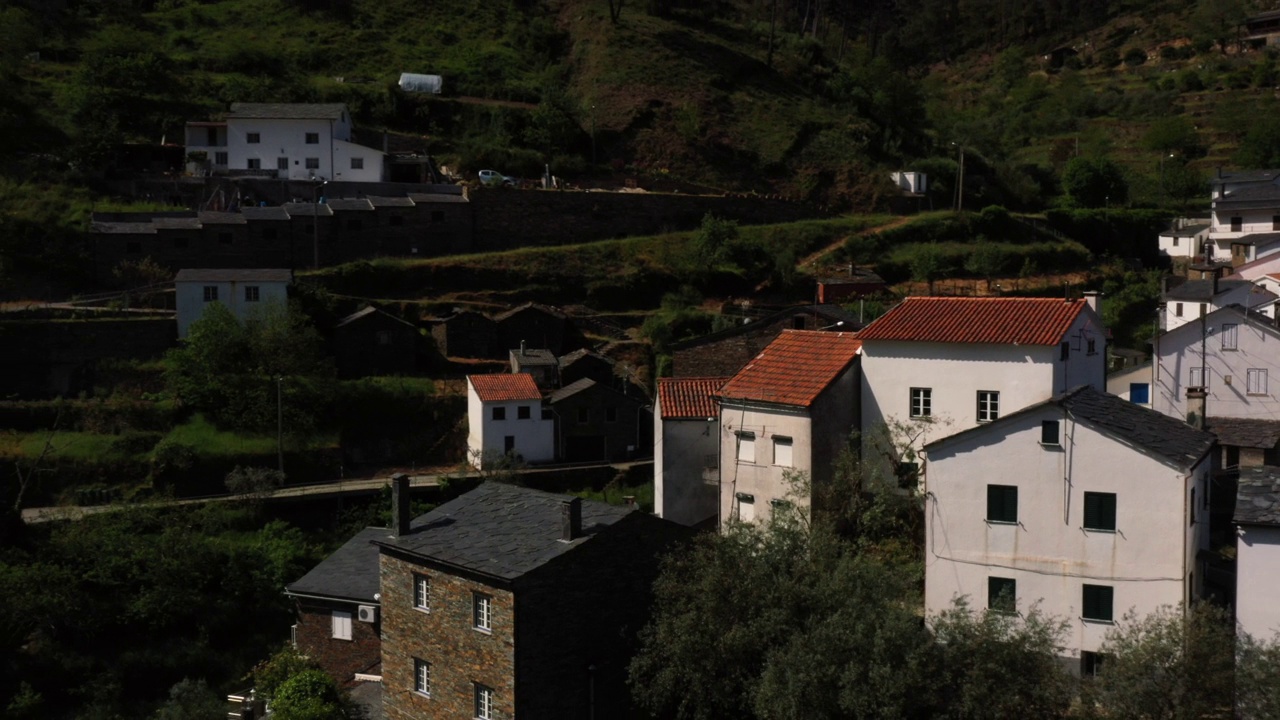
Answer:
558;348;617;388
717;329;862;526
430;310;500;359
375;479;693;720
333;306;421;378
671;304;859;378
923;386;1215;673
494;303;581;357
509;345;559;390
548;378;651;463
654;376;726;527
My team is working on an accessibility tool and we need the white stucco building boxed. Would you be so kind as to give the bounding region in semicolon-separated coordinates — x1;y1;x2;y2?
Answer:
184;103;385;182
1203;170;1280;265
923;386;1215;672
858;296;1107;454
1161;276;1275;332
1157;222;1210;261
715;330;862;526
174;268;291;339
465;373;554;469
1235;466;1280;640
1106;361;1153;407
654;377;725;527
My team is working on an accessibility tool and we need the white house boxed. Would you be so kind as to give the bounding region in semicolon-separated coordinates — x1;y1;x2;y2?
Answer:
1106;360;1153;407
184;103;384;182
923;386;1215;672
1162;276;1275;332
890;171;928;195
1157;222;1209;260
1205;170;1280;265
465;373;554;469
1154;304;1280;424
716;330;862;526
1235;466;1280;639
858;295;1107;454
654;377;726;527
174;268;291;339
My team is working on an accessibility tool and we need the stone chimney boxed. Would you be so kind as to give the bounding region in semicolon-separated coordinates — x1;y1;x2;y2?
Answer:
561;497;582;542
1083;290;1102;316
520;339;527;356
391;473;411;537
1186;387;1207;430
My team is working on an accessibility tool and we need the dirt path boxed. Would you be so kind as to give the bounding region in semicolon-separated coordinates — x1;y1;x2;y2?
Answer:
797;215;914;270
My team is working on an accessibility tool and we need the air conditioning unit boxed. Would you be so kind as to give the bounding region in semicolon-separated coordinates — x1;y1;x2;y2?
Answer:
357;605;378;623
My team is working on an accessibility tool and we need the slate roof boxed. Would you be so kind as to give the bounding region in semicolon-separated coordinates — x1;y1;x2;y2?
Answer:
468;373;542;402
717;330;861;408
374;482;633;580
368;196;416;208
1163;223;1209;238
511;348;557;367
549;377;597;403
92;222;156;234
1207;417;1280;449
925;385;1215;470
240;206;291;221
227;102;347;120
658;377;726;419
283;202;334;217
197;211;247;225
1235;466;1280;526
559;348;613;368
326;198;375;212
857;297;1092;346
175;268;292;283
1165;279;1254;300
1234;232;1280;247
493;302;568;322
285;526;389;602
1212;170;1280;185
407;192;469;204
1215;184;1280;208
335;306;417;329
153;217;202;230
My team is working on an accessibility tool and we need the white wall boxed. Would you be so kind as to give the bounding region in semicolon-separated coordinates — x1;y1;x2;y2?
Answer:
924;406;1205;660
465;384;554;469
1237;525;1280;639
655;410;719;526
175;280;289;338
1210;207;1277;239
1157;231;1204;260
719;404;812;525
224;114;381;182
1155;313;1280;422
1106;363;1153;407
1163;283;1266;332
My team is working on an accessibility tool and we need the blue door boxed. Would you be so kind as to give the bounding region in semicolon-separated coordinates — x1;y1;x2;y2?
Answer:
1129;383;1150;404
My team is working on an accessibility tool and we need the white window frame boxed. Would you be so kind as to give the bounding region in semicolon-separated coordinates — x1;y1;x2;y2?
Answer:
1190;367;1206;388
1248;368;1269;396
473;593;492;632
977;391;1000;423
331;609;352;640
414;658;431;696
736;492;756;522
475;684;495;719
214;150;228;166
1222;323;1239;350
413;573;430;612
305;132;320;144
246;132;260;144
910;387;932;418
737;431;756;464
773;436;793;467
244;285;260;302
247;157;261;170
351;157;364;169
305;157;320;170
202;286;218;302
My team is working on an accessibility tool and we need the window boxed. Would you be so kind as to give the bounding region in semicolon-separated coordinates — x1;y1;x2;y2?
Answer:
1190;367;1206;388
1083;492;1117;531
605;407;617;423
1175;302;1183;317
244;286;260;302
988;576;1016;613
1232;216;1243;232
247;158;261;170
736;492;756;521
1273;216;1280;231
774;436;793;467
1172;237;1179;247
414;658;431;696
1248;368;1269;396
987;485;1018;524
432;210;445;222
492;406;506;421
331;610;352;640
413;574;430;611
202;286;218;302
910;387;932;418
1081;651;1105;677
1041;420;1060;446
305;157;320;170
351;157;364;169
1082;584;1114;623
277;157;288;170
1060;342;1070;361
218;232;233;245
1222;323;1239;350
1087;338;1097;355
517;405;530;420
1129;383;1150;404
214;151;228;166
126;242;141;254
737;432;756;463
246;132;260;144
577;408;589;423
977;391;1000;422
474;684;495;719
473;593;492;632
305;132;320;144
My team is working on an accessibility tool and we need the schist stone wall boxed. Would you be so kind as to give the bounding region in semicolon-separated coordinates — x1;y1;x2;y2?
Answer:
293;598;381;686
380;551;516;720
673;312;833;377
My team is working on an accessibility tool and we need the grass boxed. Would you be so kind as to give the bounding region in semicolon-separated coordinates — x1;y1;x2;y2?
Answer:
161;414;283;457
572;479;654;512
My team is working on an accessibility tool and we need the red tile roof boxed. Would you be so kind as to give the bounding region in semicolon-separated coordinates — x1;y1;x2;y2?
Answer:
657;377;728;419
717;330;861;408
467;373;542;402
856;297;1091;346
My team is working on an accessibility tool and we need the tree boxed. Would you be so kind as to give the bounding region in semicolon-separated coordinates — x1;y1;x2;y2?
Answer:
1237;631;1280;719
910;244;945;294
1235;116;1280;169
225;466;286;504
271;669;352;720
965;241;1008;291
1161;161;1206;211
1142;117;1199;156
154;678;224;720
1061;156;1128;208
1082;603;1235;719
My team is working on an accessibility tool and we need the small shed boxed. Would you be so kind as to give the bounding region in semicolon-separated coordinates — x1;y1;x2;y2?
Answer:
398;73;443;95
333;306;420;378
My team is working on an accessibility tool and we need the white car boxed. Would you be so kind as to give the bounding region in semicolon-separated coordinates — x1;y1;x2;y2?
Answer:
478;169;515;187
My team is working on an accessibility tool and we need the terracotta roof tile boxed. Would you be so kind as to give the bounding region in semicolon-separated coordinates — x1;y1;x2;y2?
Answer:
857;297;1091;346
717;330;861;408
658;377;728;419
467;373;542;402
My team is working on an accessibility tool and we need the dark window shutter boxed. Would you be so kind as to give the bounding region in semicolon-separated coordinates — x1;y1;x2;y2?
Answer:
1083;585;1114;622
1041;420;1060;444
1084;493;1116;531
987;485;1018;523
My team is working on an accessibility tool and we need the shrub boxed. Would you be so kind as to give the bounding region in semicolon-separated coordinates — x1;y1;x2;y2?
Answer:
1178;69;1205;92
1123;47;1147;67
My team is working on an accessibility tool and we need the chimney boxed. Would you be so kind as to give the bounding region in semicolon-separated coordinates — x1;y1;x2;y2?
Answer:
1083;290;1102;316
561;497;582;542
1212;265;1222;296
1186;387;1207;430
391;473;411;537
520;339;527;356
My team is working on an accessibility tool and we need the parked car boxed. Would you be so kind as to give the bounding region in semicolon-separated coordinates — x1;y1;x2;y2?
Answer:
478;169;515;187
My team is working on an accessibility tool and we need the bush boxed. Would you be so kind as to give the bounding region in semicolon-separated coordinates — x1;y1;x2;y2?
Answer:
109;431;163;456
151;438;196;478
1178;69;1205;92
1123;47;1147;66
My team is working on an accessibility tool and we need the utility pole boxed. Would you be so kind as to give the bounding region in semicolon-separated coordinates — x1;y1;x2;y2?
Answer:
276;375;284;473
